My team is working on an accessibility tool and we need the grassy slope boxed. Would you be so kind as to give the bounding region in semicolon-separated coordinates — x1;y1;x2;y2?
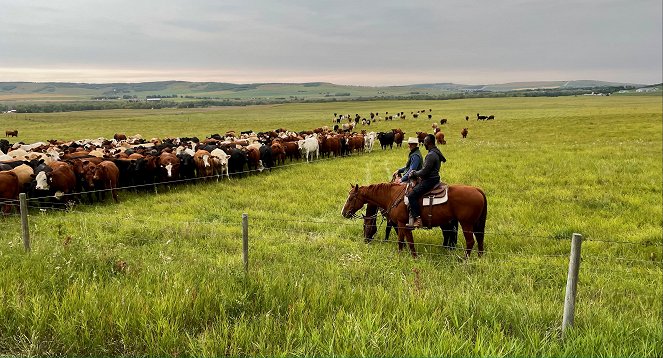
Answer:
0;96;661;356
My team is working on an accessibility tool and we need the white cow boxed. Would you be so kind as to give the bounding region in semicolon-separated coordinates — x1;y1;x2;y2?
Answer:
297;136;319;163
210;148;231;178
365;132;376;152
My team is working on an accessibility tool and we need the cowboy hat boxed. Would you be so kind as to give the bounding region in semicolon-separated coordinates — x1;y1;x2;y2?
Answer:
407;137;418;145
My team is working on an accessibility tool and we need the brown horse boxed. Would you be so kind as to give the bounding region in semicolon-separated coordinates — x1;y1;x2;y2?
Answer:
342;183;487;258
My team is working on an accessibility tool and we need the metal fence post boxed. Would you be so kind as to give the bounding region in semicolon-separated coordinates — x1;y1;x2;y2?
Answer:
242;213;248;273
562;233;582;337
19;193;30;252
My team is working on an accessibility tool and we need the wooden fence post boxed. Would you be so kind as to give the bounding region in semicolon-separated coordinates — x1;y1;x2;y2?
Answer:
242;213;248;273
19;193;30;252
562;233;582;337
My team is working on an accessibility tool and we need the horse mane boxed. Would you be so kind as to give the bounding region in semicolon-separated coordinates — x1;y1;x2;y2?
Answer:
362;182;399;199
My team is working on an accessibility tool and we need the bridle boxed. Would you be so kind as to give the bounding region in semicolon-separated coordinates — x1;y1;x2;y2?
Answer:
343;188;363;219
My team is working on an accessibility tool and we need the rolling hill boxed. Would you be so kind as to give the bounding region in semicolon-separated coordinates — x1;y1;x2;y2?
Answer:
0;80;646;103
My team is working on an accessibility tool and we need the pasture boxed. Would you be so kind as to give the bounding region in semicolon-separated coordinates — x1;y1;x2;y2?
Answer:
0;96;661;356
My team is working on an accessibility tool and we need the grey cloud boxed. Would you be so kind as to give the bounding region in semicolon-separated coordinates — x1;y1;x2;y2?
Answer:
0;0;660;84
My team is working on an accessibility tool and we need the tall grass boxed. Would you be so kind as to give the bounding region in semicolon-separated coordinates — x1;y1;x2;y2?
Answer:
0;96;661;356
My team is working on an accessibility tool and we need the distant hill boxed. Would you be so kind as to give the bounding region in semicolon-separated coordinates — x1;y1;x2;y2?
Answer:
0;80;646;103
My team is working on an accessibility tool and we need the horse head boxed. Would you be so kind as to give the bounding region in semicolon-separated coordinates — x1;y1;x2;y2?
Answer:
341;184;363;218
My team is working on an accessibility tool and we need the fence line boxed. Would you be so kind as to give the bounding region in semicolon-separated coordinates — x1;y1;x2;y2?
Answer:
16;208;662;265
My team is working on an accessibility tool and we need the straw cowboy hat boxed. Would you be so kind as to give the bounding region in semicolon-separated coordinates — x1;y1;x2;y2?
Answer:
407;137;418;145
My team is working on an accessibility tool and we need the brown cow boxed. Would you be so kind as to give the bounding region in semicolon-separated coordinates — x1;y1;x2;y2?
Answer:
158;152;180;181
114;133;127;141
270;142;286;165
0;171;19;214
282;142;301;162
416;131;428;145
246;147;261;172
435;131;446;145
327;135;341;157
34;162;77;202
193;150;213;178
461;128;469;138
392;128;404;148
5;130;18;138
83;161;120;203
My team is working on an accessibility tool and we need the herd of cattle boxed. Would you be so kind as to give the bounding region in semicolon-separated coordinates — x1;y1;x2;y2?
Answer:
0;126;413;212
0;108;490;213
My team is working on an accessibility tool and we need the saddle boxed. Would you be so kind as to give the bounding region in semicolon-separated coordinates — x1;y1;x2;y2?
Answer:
404;182;449;206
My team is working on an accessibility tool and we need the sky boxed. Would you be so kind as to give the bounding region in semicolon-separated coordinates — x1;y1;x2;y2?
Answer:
0;0;661;86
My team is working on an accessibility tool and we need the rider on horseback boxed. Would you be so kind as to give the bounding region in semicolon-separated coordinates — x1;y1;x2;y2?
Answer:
393;137;423;183
407;134;446;228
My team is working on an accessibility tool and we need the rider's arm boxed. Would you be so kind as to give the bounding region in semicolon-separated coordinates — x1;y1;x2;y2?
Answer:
401;155;421;181
412;153;433;179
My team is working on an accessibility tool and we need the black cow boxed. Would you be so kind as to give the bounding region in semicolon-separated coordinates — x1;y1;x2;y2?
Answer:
259;145;274;170
377;132;395;150
228;148;248;177
176;153;196;180
0;139;10;154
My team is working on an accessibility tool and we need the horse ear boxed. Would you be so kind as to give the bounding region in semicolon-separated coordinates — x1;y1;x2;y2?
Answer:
355;184;359;191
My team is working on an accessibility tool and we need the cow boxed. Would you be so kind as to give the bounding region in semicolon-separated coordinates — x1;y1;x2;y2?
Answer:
177;153;196;180
159;152;180;182
377;132;395;150
461;128;469;138
465;116;469;121
0;171;19;214
246;147;262;172
34;161;78;203
435;131;446;145
9;164;34;192
428;114;432;119
270;142;286;165
416;131;428;145
440;118;447;125
282;142;301;162
487;115;495;120
114;133;127;141
5;130;18;138
477;113;487;120
365;132;376;152
0;139;10;154
228;148;248;177
193;150;213;178
82;161;120;203
259;144;274;171
298;136;319;162
210;148;230;178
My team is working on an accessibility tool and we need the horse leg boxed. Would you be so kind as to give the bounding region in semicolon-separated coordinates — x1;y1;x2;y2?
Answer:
460;223;475;258
384;222;392;242
405;229;417;258
396;223;406;252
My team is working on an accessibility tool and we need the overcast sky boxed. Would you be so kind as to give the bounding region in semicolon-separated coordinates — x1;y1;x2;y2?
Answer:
0;0;661;85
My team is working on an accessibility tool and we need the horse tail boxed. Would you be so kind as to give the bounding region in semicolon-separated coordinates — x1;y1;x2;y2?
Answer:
473;188;488;252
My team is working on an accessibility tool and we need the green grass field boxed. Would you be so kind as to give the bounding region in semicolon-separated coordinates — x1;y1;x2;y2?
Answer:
0;96;661;356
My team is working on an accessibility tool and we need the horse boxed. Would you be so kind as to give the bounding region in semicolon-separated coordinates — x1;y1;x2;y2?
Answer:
363;203;459;248
342;182;487;258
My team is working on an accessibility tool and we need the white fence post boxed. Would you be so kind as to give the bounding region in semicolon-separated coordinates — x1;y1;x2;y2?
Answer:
562;233;582;337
